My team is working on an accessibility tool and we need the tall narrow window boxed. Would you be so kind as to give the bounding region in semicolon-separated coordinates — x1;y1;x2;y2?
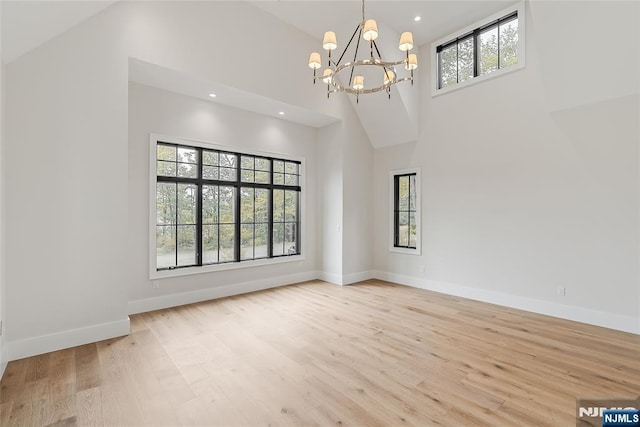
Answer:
390;169;421;254
153;138;302;276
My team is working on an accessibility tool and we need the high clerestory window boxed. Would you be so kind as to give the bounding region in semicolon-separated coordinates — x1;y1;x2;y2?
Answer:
152;137;301;276
432;2;525;94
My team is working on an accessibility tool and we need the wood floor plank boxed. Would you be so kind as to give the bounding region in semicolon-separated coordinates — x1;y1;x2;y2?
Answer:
0;401;13;425
74;344;101;393
1;279;639;426
24;353;50;383
75;387;103;427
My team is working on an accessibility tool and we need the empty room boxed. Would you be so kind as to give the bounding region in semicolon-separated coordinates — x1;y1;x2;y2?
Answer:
0;0;638;425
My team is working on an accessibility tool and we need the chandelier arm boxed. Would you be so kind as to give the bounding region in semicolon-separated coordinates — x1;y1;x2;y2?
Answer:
371;39;393;84
394;76;413;84
343;76;413;95
329;61;412;94
349;25;364;88
335;59;406;71
372;39;383;61
335;24;361;68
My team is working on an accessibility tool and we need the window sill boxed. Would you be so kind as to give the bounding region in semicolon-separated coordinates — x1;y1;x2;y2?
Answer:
431;62;525;98
150;254;305;280
389;246;421;256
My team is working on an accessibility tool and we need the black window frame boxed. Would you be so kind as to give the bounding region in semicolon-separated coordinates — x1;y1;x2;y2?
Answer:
155;141;301;271
393;172;417;250
437;11;518;89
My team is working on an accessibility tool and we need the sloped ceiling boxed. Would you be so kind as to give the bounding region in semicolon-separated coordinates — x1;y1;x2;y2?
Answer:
129;58;339;128
251;1;513;51
1;0;116;64
2;0;516;147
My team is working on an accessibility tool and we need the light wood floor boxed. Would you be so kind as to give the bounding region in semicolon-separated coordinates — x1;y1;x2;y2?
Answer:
1;280;638;426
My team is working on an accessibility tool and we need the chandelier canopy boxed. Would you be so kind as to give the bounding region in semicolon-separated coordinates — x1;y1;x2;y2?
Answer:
308;0;418;101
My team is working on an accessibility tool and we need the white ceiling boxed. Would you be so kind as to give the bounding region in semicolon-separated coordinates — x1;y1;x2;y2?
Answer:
1;0;117;64
1;0;516;137
1;1;516;65
129;58;339;128
252;1;515;50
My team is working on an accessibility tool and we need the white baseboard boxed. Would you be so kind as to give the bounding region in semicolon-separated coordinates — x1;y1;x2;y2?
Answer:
319;271;343;285
373;270;639;335
319;270;373;286
342;270;374;285
6;317;131;362
128;271;319;315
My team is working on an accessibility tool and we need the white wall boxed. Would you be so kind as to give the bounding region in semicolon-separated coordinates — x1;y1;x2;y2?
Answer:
342;108;374;281
3;1;374;360
373;1;640;333
128;82;319;312
317;122;344;282
4;5;130;360
0;3;5;375
532;1;638;112
317;90;374;285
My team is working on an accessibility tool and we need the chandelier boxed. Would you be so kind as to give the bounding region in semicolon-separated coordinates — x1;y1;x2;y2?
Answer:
308;0;418;102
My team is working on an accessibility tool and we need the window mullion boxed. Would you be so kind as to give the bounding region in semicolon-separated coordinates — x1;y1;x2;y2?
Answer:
234;177;241;263
282;194;287;255
497;22;501;70
296;189;301;255
437;51;441;89
268;159;274;258
174;182;178;268
473;29;480;77
253;187;257;259
216;185;221;264
407;177;412;248
196;148;203;266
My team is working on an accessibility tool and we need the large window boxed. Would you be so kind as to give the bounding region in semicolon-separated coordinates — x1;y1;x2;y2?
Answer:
390;168;421;255
153;138;301;274
432;3;524;94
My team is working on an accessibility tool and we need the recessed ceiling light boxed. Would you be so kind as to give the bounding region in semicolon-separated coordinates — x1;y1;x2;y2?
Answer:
278;111;285;115
414;16;421;22
209;93;217;98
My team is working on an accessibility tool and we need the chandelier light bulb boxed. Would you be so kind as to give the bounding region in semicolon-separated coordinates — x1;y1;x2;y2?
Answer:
353;75;365;90
322;68;334;84
384;69;395;85
308;52;321;69
323;31;337;50
363;19;379;41
405;53;418;70
399;32;414;51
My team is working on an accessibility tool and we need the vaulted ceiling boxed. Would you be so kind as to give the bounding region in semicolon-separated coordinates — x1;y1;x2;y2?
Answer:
2;0;516;147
